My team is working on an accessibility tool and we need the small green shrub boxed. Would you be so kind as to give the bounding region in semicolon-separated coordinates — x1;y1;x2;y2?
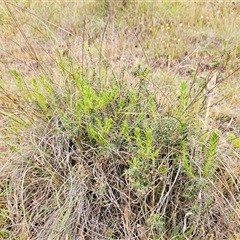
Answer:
0;58;231;239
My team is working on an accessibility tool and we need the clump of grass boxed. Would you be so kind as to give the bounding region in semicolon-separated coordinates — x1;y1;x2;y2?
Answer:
1;55;239;239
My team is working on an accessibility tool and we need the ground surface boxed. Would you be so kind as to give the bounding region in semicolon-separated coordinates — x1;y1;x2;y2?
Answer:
0;1;240;239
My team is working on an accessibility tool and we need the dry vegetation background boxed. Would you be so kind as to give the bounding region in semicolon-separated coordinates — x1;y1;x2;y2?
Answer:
0;1;240;239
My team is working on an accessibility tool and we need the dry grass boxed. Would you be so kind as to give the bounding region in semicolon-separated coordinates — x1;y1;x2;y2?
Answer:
0;1;240;239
